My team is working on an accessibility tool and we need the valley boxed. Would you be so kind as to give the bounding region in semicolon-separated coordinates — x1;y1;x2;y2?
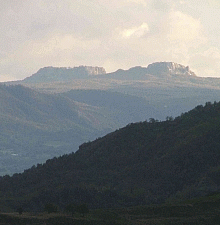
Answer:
2;62;220;175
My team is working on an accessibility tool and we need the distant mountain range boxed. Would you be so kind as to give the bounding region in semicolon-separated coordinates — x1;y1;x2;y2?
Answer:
1;101;220;211
20;62;196;83
23;66;106;83
16;61;220;125
2;61;220;176
9;62;220;121
0;84;116;175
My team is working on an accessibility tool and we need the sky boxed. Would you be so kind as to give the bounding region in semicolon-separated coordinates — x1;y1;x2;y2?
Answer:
0;0;220;81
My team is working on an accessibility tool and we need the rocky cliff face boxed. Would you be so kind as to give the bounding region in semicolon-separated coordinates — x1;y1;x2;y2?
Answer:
84;66;106;75
24;66;106;83
146;62;197;77
22;62;196;83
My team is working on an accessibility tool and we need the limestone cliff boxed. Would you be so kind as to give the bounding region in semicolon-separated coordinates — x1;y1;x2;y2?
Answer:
24;66;106;83
146;62;196;77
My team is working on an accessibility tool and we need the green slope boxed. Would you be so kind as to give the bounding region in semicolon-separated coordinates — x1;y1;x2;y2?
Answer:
0;101;220;211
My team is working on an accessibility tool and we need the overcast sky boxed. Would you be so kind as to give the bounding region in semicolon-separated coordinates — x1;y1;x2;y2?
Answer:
0;0;220;81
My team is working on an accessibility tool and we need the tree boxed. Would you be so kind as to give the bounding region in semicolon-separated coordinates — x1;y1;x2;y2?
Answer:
149;118;159;123
44;203;58;214
65;203;76;216
75;204;89;217
17;207;23;215
166;116;174;121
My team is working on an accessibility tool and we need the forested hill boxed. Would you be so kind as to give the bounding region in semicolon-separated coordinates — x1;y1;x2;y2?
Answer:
1;101;220;211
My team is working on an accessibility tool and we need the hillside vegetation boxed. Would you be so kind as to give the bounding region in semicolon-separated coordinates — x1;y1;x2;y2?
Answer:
1;194;220;225
0;101;220;213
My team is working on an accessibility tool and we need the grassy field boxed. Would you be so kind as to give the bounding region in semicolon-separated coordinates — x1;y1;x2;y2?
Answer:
1;195;220;225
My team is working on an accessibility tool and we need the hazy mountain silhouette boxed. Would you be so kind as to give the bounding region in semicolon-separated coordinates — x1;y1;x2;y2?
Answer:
23;66;106;83
0;84;118;175
9;62;220;121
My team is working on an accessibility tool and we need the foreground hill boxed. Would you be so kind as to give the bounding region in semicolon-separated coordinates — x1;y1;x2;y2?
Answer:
1;101;220;211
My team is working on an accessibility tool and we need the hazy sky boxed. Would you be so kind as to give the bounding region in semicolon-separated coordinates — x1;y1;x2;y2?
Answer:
0;0;220;81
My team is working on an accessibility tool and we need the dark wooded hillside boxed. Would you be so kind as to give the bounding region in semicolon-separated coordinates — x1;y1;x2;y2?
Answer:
0;101;220;211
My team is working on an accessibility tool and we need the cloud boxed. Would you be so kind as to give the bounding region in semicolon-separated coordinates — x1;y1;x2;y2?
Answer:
167;11;204;42
126;0;147;6
120;23;149;38
151;0;173;11
189;47;220;77
27;34;101;56
0;0;219;79
0;74;17;82
11;34;102;71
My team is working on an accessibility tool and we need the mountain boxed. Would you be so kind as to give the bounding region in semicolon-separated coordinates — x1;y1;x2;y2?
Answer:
2;62;220;175
20;62;196;83
102;62;196;80
145;61;197;77
8;62;220;120
23;66;106;83
1;101;220;211
12;62;217;86
0;84;119;175
1;84;170;175
61;89;161;124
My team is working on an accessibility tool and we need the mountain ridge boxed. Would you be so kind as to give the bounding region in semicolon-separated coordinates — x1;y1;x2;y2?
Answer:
23;66;106;83
2;61;220;176
0;84;121;175
146;62;197;77
20;62;196;83
8;61;220;95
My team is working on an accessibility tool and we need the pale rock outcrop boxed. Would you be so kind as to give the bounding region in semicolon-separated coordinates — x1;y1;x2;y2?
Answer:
24;66;106;82
146;62;196;77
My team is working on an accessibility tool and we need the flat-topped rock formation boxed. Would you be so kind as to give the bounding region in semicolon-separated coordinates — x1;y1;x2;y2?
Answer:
146;62;197;77
23;66;106;83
